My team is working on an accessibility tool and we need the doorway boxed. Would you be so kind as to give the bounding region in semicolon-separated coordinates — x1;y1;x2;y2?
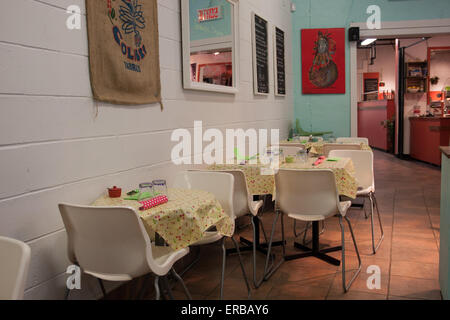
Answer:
350;19;450;156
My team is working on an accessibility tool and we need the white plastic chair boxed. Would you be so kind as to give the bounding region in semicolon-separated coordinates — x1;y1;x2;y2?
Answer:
272;169;361;292
328;150;384;253
204;169;268;287
58;204;191;300
0;236;31;300
322;143;361;156
173;171;251;299
336;137;369;145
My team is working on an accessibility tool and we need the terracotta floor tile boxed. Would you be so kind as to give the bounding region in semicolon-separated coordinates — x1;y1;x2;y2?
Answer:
266;283;330;300
389;275;441;300
327;290;387;300
390;260;438;280
391;245;439;264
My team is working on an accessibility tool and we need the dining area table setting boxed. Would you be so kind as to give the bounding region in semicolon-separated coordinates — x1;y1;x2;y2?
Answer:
208;153;359;199
92;186;234;251
54;137;383;301
280;137;372;156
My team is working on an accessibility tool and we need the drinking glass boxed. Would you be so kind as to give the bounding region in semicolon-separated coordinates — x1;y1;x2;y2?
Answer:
152;180;168;198
296;149;308;164
139;182;153;198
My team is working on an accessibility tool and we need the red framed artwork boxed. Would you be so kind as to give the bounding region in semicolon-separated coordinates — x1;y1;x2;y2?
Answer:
301;28;346;94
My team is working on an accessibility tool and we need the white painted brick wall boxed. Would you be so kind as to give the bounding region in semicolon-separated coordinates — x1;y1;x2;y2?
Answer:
0;0;293;299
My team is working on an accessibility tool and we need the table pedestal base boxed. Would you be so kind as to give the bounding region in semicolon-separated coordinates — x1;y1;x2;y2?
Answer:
226;216;285;256
284;221;341;266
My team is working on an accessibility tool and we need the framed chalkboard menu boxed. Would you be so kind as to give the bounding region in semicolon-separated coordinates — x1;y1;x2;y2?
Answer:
364;78;379;101
252;13;269;95
274;26;286;96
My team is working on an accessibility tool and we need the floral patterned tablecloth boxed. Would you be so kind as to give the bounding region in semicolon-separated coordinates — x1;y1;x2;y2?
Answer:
209;157;358;199
92;188;233;251
280;140;371;155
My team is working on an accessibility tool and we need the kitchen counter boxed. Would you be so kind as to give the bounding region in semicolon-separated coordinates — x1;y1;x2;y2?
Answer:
409;117;450;165
442;146;450;158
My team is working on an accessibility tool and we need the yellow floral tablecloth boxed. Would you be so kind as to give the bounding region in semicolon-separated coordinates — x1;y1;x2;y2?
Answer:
280;140;371;155
92;188;233;251
209;157;358;199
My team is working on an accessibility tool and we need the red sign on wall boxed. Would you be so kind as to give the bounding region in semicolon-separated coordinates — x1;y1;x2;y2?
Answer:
198;6;223;22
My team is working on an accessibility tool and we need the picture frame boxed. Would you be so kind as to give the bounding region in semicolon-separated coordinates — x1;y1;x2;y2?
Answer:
301;28;346;94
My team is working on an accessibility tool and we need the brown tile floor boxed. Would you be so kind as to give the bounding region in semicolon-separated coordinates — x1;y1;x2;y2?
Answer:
107;150;442;300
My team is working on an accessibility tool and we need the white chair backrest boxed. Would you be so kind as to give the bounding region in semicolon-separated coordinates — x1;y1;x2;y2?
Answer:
58;204;155;280
200;170;251;218
173;171;235;220
279;145;304;156
275;169;342;218
328;150;374;190
0;236;30;300
323;143;361;156
336;137;369;145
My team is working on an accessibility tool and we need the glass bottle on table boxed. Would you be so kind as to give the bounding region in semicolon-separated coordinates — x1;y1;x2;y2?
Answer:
296;149;308;164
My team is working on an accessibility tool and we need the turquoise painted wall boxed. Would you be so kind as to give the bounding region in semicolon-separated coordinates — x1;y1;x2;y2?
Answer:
189;0;232;41
292;0;450;137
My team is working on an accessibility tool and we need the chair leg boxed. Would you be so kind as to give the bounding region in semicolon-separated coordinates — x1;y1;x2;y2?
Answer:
171;268;192;300
363;198;369;219
262;210;284;282
339;215;362;292
370;192;384;254
162;276;174;300
231;237;251;299
257;216;275;272
251;216;258;288
154;276;160;300
220;237;227;300
179;246;201;277
64;288;70;300
97;278;106;298
137;274;152;300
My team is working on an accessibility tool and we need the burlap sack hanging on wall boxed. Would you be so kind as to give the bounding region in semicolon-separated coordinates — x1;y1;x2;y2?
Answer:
86;0;162;108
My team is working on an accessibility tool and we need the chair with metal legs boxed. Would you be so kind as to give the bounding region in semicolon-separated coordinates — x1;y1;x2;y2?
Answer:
173;171;251;299
268;169;362;292
58;203;192;300
207;169;283;288
329;150;384;253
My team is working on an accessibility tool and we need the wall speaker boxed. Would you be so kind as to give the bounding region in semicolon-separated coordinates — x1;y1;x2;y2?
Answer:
348;27;360;42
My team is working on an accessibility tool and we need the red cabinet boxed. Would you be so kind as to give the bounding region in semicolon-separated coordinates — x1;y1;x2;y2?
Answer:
410;117;450;166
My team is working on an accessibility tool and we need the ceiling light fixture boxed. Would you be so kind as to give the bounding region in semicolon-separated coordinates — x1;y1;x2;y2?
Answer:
361;38;377;46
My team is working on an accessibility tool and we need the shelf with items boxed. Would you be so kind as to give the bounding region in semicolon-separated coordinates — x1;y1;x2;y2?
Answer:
405;61;428;94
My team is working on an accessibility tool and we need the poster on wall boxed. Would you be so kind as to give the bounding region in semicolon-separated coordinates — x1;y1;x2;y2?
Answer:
252;13;269;95
274;26;286;96
301;28;345;94
86;0;162;107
